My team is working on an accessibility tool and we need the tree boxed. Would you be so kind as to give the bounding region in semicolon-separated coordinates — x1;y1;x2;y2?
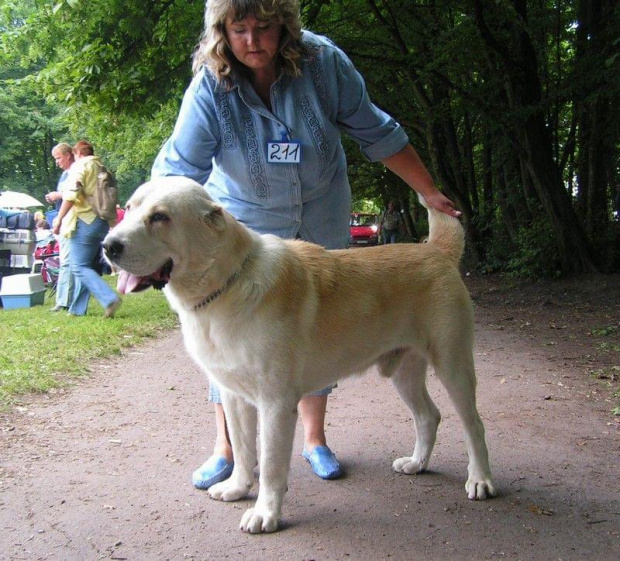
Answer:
310;0;618;273
0;1;68;200
472;0;599;273
572;0;620;255
1;0;618;274
1;0;204;202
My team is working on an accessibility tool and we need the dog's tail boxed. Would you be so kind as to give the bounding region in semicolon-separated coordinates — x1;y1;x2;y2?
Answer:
418;194;465;265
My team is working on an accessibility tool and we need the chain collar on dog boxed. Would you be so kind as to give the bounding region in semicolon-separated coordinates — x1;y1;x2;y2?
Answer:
192;255;251;311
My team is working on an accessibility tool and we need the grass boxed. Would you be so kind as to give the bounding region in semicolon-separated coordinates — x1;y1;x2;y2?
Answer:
589;325;620;417
0;276;178;407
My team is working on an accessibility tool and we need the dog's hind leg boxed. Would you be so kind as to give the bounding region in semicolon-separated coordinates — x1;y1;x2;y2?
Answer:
431;343;496;500
208;390;257;502
239;394;299;534
387;351;441;475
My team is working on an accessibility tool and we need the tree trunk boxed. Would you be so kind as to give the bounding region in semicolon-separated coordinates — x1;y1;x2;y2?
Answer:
574;0;616;250
474;0;599;273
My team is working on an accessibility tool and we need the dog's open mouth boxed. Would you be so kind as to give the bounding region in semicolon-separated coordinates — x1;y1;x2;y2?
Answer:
116;260;173;294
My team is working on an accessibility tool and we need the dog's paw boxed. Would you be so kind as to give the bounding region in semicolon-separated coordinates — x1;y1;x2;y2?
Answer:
208;480;251;502
240;507;279;533
392;456;428;474
465;477;496;500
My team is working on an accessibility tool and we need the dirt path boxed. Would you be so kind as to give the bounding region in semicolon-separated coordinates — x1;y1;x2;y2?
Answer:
1;275;619;560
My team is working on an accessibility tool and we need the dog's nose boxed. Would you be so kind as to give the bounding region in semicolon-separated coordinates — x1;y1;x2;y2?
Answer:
104;239;124;260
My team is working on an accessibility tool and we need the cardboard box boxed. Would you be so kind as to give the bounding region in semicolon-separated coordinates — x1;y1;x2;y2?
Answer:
0;273;46;309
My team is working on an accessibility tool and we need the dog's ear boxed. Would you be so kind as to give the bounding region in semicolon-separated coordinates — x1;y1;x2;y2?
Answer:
203;205;226;230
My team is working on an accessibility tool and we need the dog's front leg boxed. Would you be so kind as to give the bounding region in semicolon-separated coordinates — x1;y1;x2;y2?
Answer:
239;397;298;534
208;390;257;502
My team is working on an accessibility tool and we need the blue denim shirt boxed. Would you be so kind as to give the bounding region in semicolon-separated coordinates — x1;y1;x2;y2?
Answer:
152;31;409;249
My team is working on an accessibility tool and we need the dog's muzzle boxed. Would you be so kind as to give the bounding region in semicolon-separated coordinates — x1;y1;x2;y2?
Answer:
104;239;124;262
103;238;173;294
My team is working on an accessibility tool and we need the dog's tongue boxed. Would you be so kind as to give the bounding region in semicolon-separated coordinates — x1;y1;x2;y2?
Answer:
117;271;147;294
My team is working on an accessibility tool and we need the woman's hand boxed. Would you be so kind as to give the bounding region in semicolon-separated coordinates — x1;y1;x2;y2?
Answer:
381;145;461;218
423;190;462;218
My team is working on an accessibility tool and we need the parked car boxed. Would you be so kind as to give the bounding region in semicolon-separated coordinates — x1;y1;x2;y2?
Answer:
349;212;379;246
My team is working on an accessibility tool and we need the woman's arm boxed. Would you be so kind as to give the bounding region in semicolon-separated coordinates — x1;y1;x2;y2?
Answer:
151;72;219;183
381;145;461;217
327;45;460;217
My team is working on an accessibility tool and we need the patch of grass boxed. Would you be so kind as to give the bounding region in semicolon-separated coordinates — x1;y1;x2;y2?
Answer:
590;366;620;417
589;325;619;337
588;325;620;415
0;277;178;406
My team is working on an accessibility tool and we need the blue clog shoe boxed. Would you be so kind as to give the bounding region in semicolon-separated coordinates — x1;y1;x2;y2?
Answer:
302;446;342;480
192;455;234;490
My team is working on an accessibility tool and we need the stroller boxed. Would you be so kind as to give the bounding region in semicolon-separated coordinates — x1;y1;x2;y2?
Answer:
34;236;60;296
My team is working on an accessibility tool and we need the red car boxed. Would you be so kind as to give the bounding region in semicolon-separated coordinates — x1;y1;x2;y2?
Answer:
349;212;379;246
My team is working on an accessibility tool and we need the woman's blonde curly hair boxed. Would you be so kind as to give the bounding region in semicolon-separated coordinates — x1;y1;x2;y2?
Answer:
193;0;306;89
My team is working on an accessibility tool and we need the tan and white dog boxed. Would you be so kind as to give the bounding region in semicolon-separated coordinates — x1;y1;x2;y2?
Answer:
103;176;496;533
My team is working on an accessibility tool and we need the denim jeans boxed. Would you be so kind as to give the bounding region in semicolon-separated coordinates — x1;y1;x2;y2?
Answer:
68;217;118;316
208;380;334;404
55;236;74;308
382;228;399;244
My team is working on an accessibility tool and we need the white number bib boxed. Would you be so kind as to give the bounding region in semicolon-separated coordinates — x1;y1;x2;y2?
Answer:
267;141;301;164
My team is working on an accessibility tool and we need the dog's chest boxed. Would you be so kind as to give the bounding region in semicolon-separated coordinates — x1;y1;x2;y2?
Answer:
180;312;262;396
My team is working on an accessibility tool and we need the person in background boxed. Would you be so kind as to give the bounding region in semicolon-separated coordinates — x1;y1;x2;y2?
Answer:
152;0;460;490
47;143;76;313
52;140;122;318
35;219;52;241
379;200;404;244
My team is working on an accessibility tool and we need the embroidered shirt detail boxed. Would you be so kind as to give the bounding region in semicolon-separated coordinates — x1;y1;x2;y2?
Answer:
218;91;236;150
306;46;329;115
299;96;330;178
243;114;269;199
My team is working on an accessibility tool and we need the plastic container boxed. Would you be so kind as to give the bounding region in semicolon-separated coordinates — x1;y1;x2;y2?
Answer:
0;273;46;309
0;228;36;256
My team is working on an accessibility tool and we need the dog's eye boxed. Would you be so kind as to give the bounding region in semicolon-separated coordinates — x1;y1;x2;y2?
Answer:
150;212;169;224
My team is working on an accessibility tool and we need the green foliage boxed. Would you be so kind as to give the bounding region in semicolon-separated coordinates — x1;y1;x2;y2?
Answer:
505;217;563;278
1;0;619;274
590;325;619;337
0;278;178;405
479;210;561;278
0;82;58;196
1;0;204;197
351;198;381;214
590;366;620;416
0;1;70;200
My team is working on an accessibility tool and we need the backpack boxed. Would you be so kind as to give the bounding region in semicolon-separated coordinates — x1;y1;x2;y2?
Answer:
87;164;118;222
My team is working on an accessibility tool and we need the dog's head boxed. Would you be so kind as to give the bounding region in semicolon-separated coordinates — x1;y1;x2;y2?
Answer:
103;177;230;294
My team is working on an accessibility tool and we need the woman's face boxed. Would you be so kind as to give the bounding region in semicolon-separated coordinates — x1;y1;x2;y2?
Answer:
224;15;283;75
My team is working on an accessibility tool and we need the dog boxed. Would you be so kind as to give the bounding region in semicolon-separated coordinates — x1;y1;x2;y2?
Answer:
103;176;496;533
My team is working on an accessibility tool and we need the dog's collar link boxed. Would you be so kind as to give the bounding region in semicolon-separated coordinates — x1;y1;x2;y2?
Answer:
192;255;250;311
